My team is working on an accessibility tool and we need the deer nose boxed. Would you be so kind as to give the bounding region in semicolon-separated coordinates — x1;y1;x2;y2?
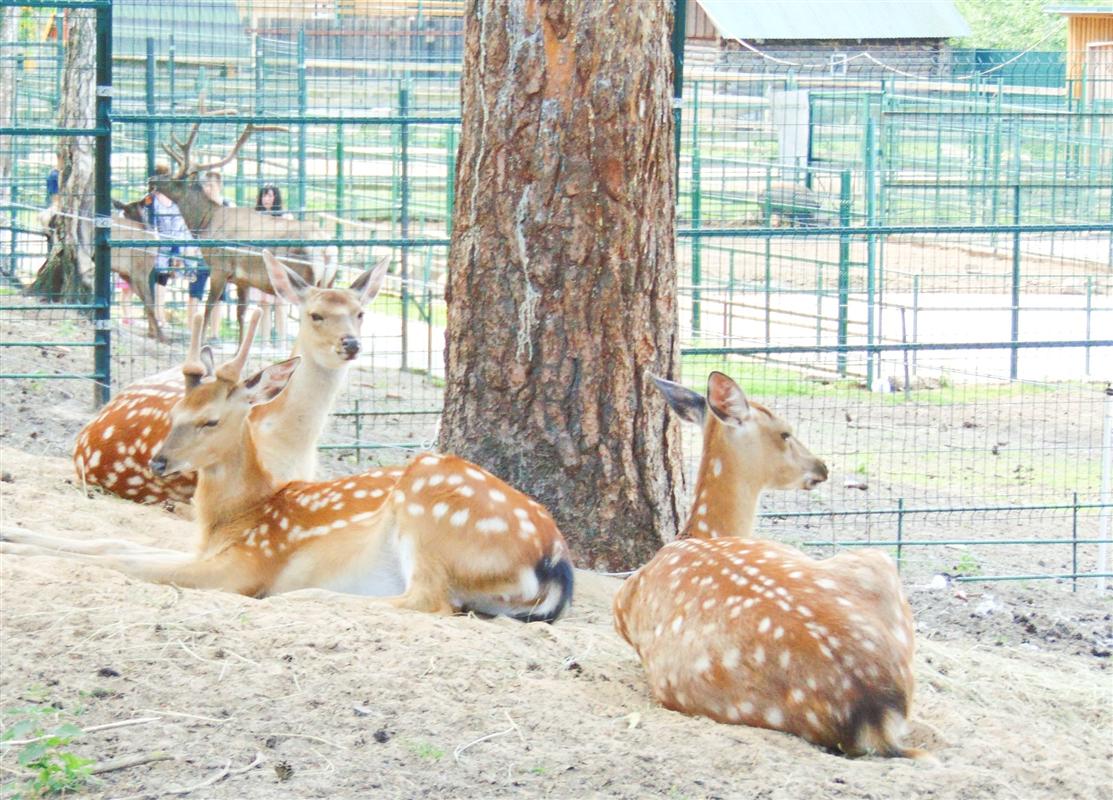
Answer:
149;454;168;475
340;335;361;358
813;461;829;482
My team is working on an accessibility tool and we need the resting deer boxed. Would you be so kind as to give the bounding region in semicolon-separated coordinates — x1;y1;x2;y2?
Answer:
152;116;338;340
613;372;925;759
6;313;574;622
72;250;387;504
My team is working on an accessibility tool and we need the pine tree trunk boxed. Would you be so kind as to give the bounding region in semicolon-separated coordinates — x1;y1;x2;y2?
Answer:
438;0;686;570
30;9;95;302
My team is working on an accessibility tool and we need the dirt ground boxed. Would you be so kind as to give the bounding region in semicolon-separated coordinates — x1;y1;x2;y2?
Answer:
1;448;1111;800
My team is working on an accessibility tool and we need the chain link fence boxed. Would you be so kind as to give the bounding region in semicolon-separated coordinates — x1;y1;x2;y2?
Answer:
1;1;1110;583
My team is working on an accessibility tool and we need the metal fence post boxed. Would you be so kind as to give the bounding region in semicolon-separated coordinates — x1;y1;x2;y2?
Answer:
399;84;410;370
763;165;772;345
690;79;701;335
94;0;113;407
254;33;264;183
7;55;20;277
864;114;877;388
145;37;156;179
1099;386;1113;593
671;0;686;188
168;34;176;112
335;123;344;245
1010;183;1021;380
297;29;307;218
837;170;851;376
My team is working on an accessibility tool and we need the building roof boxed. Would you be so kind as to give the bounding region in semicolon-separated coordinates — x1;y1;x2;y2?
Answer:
696;0;971;41
1045;5;1113;16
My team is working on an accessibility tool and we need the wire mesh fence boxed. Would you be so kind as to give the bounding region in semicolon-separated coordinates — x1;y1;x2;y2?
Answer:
1;1;1110;583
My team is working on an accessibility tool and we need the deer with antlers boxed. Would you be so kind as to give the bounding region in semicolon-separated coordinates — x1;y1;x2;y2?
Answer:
153;116;338;340
72;251;388;505
7;312;574;622
612;372;925;758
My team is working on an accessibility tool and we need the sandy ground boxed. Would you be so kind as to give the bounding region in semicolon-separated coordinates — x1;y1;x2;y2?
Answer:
1;447;1111;800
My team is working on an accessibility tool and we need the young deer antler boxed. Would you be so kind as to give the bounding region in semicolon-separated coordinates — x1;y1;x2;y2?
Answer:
214;308;261;383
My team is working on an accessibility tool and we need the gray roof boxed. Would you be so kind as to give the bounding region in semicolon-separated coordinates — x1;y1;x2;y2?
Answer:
697;0;971;41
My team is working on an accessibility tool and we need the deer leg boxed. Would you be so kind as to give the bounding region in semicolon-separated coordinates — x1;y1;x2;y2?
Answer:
205;271;229;342
1;527;176;557
1;534;260;595
236;283;248;344
130;267;164;342
381;560;455;615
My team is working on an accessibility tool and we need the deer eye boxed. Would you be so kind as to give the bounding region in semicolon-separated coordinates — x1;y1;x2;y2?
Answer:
781;432;791;441
310;313;324;323
357;311;364;320
200;419;219;429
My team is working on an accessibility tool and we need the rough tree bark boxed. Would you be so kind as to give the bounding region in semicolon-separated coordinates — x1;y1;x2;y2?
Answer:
438;0;686;570
30;9;95;302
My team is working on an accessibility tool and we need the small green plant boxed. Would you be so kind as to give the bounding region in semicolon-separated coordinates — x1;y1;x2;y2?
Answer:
952;552;981;577
1;705;94;798
404;739;444;761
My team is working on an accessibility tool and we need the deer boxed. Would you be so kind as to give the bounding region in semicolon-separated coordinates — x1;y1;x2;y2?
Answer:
151;116;338;341
107;197;164;341
5;312;574;623
72;250;388;505
612;372;925;759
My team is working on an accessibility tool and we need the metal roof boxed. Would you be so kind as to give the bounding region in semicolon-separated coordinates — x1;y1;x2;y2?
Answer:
696;0;971;41
1044;5;1113;16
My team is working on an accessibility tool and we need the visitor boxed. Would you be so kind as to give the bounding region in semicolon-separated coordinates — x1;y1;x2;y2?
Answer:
253;183;292;345
146;165;199;328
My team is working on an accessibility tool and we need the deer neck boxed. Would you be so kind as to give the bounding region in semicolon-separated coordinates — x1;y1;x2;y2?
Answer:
193;425;276;539
248;344;347;481
166;183;217;233
681;427;765;540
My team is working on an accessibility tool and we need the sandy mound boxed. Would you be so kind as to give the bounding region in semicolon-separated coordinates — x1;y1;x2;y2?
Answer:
1;448;1110;799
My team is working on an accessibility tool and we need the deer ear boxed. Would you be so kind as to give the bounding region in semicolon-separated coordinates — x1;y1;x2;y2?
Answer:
263;250;310;305
240;357;300;406
350;257;389;305
707;371;752;425
650;373;706;425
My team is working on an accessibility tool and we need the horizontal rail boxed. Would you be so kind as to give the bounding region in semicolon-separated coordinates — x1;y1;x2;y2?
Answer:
0;373;101;380
953;572;1113;583
5;0;110;7
801;538;1113;548
677;223;1113;237
761;500;1112;518
109;237;451;248
0;304;101;311
0;127;109;137
684;340;1113;356
0;342;98;348
110;114;460;126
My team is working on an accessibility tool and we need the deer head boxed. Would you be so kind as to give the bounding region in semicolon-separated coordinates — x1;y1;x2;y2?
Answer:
150;311;299;477
263;250;389;368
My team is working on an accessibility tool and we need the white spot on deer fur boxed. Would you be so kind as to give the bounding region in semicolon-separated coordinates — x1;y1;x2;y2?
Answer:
392;490;405;505
102;425;115;439
279;517;289;530
343;482;356;490
127;475;144;486
818;644;834;659
697;521;709;533
797;605;813;617
447;474;464;486
836;596;852;607
465;467;486;481
420;456;440;465
779;650;791;668
370;489;385;499
816;578;838;590
789;688;805;704
476;516;508;534
758;617;771;634
407;503;425;517
711;458;722;476
738;700;755;716
332;503;345;511
753;645;765;665
701;598;716;610
893;626;909;645
722;648;741;669
788;570;804;579
88;450;102;469
350;511;375;524
488;489;507;503
671;616;684;633
432;502;449;520
519;519;537;534
371;470;384;478
428;474;445;487
411;478;427;493
450;509;469;527
763;706;784;727
696;503;707;516
693;654;711;673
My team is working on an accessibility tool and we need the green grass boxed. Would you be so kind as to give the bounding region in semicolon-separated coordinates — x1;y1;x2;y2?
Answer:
404;739;445;762
2;705;95;799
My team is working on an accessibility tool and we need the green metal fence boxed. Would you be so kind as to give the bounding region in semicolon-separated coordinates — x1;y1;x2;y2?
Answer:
1;2;1110;585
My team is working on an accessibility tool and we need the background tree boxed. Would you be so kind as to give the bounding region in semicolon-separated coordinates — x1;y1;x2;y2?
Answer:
30;9;95;301
438;0;686;570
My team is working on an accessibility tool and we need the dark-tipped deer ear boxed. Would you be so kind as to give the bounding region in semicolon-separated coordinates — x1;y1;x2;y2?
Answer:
650;373;707;425
707;371;752;425
240;357;300;406
262;250;310;306
350;257;389;305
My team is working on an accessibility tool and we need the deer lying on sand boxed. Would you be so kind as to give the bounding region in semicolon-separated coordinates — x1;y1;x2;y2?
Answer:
152;120;338;340
7;312;574;622
72;250;387;504
613;372;926;758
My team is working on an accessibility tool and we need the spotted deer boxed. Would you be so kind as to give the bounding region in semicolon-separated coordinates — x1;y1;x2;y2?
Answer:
612;372;924;758
8;314;573;622
72;250;388;504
